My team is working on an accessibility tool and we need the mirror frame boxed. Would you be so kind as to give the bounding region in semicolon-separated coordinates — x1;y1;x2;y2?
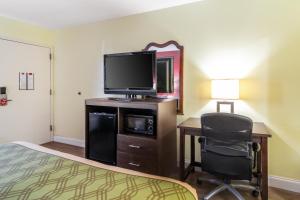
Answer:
143;40;184;115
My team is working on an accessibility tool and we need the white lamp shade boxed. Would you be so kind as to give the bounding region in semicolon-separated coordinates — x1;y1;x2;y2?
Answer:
211;79;239;100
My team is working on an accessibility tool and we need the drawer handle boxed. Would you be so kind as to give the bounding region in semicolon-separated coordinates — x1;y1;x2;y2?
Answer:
128;144;141;149
128;162;140;167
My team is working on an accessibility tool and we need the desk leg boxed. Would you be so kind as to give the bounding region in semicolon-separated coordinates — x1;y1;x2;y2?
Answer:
190;135;195;172
261;137;268;200
179;128;185;181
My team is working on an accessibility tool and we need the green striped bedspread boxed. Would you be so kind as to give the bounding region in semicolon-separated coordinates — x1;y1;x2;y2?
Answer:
0;143;196;200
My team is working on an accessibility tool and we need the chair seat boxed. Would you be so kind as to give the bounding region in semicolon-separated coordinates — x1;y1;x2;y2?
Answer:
205;145;249;157
205;140;249;157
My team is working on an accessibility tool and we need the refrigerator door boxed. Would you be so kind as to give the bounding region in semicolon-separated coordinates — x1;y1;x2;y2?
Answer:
88;112;117;165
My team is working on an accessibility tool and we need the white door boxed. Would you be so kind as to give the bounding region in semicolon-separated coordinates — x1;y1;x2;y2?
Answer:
0;39;51;144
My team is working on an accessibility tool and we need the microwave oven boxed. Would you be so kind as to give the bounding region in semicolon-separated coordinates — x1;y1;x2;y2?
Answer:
125;114;155;135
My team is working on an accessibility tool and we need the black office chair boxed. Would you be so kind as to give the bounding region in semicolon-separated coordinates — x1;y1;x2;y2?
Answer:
198;113;260;200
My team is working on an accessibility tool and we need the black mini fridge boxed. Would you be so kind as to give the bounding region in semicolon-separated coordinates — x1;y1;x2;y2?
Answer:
87;112;117;165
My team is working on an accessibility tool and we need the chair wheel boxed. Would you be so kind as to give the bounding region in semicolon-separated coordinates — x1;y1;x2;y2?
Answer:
197;179;202;185
252;189;260;197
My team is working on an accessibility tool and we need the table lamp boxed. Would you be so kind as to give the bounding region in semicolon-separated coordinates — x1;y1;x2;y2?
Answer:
211;79;239;113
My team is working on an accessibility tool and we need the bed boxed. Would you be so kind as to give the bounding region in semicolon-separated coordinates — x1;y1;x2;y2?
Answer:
0;142;197;200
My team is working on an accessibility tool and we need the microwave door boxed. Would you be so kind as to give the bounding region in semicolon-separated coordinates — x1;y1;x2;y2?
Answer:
128;117;146;133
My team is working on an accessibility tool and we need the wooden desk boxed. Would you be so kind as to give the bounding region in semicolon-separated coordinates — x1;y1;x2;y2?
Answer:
178;118;271;200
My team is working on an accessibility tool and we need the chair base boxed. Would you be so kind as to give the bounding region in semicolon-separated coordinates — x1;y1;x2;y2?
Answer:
197;177;260;200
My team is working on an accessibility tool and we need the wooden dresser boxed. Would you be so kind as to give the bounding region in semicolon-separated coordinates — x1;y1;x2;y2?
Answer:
85;98;177;177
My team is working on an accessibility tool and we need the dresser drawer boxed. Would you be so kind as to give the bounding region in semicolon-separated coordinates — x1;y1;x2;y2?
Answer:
117;134;157;156
117;151;158;174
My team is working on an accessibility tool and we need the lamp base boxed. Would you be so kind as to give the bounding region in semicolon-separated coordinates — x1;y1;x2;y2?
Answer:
217;101;234;113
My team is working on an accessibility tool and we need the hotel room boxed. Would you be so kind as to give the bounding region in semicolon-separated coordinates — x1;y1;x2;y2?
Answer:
0;0;299;199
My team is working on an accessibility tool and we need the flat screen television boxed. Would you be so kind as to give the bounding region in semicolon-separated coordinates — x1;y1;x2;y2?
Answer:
104;51;156;95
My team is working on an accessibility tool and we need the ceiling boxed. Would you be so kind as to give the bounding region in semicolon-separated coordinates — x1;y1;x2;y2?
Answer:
0;0;201;29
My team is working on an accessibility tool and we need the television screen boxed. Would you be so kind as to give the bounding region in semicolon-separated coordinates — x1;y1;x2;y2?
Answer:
104;51;156;95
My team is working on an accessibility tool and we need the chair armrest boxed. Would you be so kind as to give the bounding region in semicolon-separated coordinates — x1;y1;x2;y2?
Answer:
252;142;260;169
252;142;260;152
247;142;252;158
198;136;207;151
198;136;206;143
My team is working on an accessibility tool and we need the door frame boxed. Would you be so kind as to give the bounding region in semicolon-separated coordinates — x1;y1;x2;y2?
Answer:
0;36;54;140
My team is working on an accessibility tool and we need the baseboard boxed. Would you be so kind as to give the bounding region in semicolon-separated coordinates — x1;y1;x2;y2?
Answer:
53;136;85;148
269;175;300;193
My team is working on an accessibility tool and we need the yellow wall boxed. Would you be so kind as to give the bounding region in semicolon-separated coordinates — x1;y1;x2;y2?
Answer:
0;16;54;46
52;0;300;180
1;0;298;182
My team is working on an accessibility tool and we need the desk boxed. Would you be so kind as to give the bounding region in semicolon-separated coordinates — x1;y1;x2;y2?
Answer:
178;118;271;200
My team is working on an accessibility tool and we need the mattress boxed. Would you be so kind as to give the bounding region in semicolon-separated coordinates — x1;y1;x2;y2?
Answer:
0;142;197;200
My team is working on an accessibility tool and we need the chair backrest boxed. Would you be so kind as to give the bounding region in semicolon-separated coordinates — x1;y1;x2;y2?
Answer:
200;112;253;180
201;112;253;142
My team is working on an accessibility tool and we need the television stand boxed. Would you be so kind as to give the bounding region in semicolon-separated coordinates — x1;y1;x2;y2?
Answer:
108;94;143;102
85;98;177;178
125;94;137;99
108;97;132;102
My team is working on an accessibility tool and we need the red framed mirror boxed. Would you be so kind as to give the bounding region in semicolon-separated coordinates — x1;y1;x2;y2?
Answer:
144;40;184;115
